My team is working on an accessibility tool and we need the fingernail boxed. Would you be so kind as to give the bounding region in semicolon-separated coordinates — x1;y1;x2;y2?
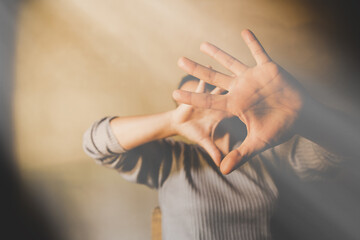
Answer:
177;57;186;68
172;90;181;100
241;29;253;42
200;42;209;51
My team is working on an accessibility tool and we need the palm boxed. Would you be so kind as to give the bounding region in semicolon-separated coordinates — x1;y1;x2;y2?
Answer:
172;81;230;165
230;64;302;148
173;29;305;174
175;105;227;140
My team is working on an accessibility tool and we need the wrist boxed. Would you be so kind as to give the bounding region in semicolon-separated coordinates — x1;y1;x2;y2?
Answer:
166;109;179;137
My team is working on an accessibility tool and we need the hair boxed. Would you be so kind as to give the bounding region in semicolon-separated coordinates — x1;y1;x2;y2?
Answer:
178;74;216;92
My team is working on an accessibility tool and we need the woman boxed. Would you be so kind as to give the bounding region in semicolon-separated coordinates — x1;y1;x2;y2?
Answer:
83;30;348;240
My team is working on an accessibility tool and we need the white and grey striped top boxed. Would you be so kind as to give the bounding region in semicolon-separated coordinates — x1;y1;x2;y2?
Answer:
83;116;342;240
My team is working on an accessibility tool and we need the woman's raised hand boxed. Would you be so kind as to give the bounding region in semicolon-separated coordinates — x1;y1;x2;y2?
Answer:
173;29;306;174
171;80;231;166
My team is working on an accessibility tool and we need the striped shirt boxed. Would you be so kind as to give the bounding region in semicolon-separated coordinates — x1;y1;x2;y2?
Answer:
83;116;342;240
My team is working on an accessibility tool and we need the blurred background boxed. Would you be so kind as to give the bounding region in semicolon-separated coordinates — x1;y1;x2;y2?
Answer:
1;0;359;239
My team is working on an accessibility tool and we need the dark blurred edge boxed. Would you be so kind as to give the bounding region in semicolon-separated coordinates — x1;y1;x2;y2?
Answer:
311;0;360;105
0;0;62;239
271;2;360;239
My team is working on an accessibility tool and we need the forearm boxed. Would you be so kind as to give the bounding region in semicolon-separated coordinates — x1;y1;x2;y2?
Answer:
83;115;185;189
296;97;360;158
110;110;177;150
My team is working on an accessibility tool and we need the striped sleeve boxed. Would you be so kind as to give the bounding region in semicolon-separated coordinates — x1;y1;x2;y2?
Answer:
82;116;193;189
261;136;344;181
83;116;125;159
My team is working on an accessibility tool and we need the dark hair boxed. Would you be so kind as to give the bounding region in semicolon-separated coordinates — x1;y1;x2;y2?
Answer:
178;74;216;92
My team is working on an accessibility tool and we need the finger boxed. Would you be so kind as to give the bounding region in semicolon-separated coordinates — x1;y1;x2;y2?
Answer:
210;87;226;95
195;80;206;93
241;29;271;65
207;66;228;95
172;90;228;111
177;102;193;114
198;137;222;166
178;57;233;90
219;149;243;175
178;80;206;113
219;135;267;174
200;42;247;75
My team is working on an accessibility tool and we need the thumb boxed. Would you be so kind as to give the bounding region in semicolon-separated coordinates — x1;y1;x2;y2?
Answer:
219;135;267;174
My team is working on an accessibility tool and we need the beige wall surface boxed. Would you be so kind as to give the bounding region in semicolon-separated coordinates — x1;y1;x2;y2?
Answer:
13;0;358;239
